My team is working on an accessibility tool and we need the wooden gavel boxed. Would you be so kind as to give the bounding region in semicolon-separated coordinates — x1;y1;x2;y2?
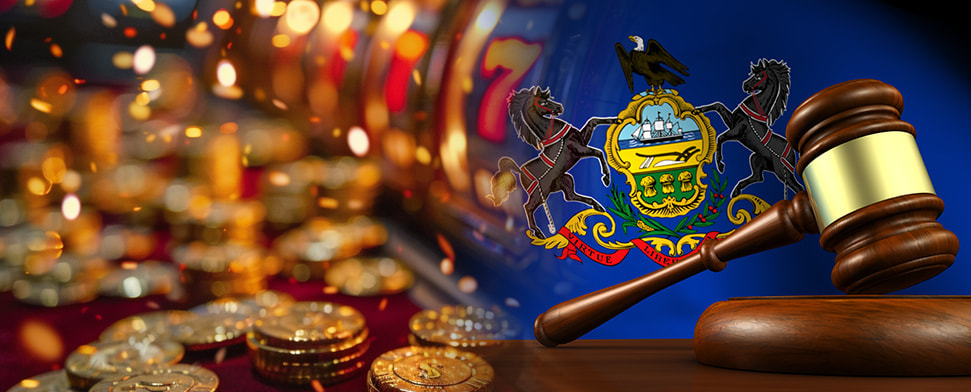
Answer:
534;79;960;348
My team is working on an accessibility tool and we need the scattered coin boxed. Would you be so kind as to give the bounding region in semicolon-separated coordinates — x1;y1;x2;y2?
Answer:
87;364;218;392
369;346;494;392
64;337;184;389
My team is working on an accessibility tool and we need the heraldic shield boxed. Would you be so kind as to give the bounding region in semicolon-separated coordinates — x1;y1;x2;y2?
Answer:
606;90;716;218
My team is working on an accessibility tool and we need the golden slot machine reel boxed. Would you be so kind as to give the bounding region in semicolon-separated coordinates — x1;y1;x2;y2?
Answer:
533;79;965;375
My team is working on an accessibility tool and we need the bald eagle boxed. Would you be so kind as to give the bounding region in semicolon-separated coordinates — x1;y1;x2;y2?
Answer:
615;36;689;93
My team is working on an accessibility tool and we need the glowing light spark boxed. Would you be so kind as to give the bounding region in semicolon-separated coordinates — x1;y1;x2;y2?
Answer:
322;2;352;34
213;9;233;30
439;258;453;276
30;99;52;113
254;0;274;17
135;92;151;106
185;126;202;138
42;157;66;184
323;286;339;295
151;3;176;27
61;170;81;192
268;171;290;187
436;233;455;262
415;146;431;165
505;297;521;308
19;320;64;362
141;79;160;91
214;347;227;364
101;13;117;27
458;276;478;293
385;2;416;35
412;69;422;86
128;101;151;120
5;27;14;51
285;0;320;34
112;51;134;69
61;194;81;220
271;34;290;48
311;379;325;392
27;177;50;196
216;60;237;87
186;22;214;48
370;0;388;15
20;379;40;388
132;45;156;75
132;0;156;12
49;43;62;58
317;198;338;209
220;122;238;134
378;297;388;311
347;126;369;157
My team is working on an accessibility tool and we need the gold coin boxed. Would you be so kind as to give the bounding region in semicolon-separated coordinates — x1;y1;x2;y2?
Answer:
251;358;366;386
99;261;180;299
170;311;251;351
324;257;414;297
11;276;98;307
87;364;218;392
7;370;70;392
172;242;268;275
246;329;371;366
369;346;494;392
189;290;295;319
409;306;520;349
252;301;366;350
99;310;197;342
65;337;185;389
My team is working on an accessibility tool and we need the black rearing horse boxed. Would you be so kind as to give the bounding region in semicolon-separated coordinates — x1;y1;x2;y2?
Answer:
488;87;616;239
695;59;803;198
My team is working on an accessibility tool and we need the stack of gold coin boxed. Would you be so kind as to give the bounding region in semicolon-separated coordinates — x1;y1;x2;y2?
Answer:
98;260;181;299
247;301;370;386
87;364;218;392
172;241;270;303
324;256;414;297
182;291;297;351
408;306;521;357
10;253;105;308
64;336;185;389
272;218;364;282
1;226;110;307
312;157;382;220
367;346;494;392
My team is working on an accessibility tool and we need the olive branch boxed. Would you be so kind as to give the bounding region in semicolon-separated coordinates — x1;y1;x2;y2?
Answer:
608;166;728;238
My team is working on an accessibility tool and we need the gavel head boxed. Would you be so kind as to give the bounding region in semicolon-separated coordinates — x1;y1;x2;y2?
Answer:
786;79;959;294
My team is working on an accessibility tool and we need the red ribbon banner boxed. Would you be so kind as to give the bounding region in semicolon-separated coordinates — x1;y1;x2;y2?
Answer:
555;227;720;267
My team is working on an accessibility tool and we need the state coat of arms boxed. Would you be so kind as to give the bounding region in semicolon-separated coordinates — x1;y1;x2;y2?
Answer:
489;36;802;268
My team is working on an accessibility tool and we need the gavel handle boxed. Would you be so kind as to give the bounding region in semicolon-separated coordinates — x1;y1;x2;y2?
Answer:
534;191;819;347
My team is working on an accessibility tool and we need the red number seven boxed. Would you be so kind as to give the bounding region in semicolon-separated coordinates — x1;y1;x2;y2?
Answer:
478;38;542;143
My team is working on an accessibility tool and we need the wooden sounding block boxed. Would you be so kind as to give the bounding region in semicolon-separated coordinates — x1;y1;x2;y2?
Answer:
694;296;971;376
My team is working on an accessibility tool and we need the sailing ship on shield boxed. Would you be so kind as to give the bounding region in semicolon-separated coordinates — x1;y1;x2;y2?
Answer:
489;36;796;267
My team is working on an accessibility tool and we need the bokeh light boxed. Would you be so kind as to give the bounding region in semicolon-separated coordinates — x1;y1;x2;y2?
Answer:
284;0;320;35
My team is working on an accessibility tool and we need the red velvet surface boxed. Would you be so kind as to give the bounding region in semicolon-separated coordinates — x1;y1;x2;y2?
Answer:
0;276;421;391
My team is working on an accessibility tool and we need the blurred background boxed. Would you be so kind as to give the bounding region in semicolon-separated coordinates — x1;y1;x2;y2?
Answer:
1;0;968;362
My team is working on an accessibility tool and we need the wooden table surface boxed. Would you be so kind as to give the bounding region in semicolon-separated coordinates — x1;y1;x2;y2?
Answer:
489;339;971;391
